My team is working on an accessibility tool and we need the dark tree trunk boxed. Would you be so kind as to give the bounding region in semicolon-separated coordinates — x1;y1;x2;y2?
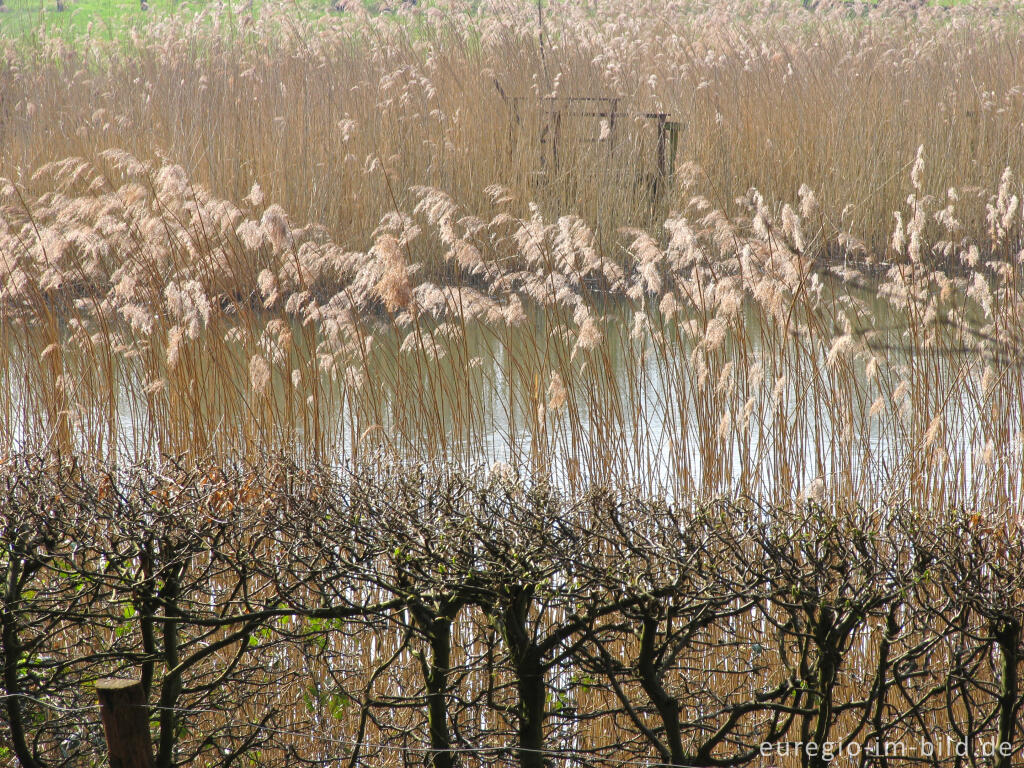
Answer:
994;619;1020;768
636;615;685;766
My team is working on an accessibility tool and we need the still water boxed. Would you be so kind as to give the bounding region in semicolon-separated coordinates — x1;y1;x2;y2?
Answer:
2;300;1021;508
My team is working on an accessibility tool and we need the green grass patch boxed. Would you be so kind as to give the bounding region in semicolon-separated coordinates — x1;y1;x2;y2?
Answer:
0;0;192;39
0;0;336;42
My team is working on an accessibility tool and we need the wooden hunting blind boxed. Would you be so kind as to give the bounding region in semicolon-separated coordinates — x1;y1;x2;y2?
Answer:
494;81;682;193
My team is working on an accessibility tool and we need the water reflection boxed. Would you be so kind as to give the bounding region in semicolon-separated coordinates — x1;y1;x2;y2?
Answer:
2;296;1021;508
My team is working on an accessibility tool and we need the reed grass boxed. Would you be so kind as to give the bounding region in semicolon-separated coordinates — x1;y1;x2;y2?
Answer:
1;0;1023;510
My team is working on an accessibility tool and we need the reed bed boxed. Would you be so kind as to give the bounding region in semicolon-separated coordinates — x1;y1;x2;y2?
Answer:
3;0;1024;249
1;0;1023;508
2;145;1022;506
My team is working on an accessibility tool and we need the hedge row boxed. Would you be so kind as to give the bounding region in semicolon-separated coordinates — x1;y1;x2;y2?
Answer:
1;455;1022;768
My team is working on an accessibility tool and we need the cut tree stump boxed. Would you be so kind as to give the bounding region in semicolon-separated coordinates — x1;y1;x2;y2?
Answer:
96;678;155;768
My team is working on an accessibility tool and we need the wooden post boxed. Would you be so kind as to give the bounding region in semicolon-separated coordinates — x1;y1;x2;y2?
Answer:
552;109;562;171
666;121;681;182
96;678;155;768
655;113;668;180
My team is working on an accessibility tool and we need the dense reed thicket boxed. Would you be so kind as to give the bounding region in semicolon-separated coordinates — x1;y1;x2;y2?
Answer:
1;456;1023;768
1;1;1023;504
3;0;1024;251
2;143;1022;505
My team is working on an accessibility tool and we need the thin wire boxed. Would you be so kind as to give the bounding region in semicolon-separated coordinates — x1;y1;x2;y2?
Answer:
0;693;97;714
0;694;219;717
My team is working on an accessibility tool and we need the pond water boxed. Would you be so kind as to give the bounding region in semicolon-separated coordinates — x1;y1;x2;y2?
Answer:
3;291;1020;510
